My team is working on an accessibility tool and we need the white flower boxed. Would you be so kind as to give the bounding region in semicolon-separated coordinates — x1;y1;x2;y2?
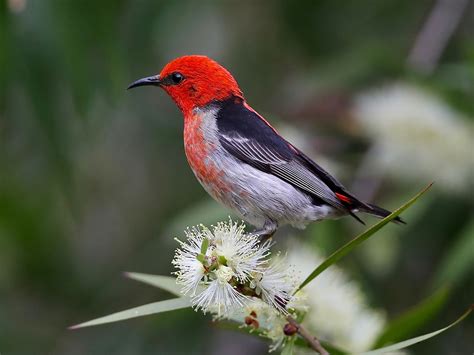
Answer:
253;256;296;314
264;308;288;352
230;298;290;352
173;222;390;352
287;242;386;353
209;221;271;281
225;258;305;352
193;277;248;317
172;219;276;318
172;227;206;296
215;265;234;284
354;83;473;193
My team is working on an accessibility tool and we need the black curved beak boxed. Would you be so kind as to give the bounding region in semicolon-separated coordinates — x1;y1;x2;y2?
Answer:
127;75;161;90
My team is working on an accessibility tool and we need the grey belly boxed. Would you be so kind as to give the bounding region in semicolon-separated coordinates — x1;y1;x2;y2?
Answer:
202;152;342;229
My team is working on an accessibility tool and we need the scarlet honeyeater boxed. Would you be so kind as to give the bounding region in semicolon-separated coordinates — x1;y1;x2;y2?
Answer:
128;55;403;238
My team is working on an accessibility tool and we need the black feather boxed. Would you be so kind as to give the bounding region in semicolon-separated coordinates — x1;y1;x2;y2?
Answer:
363;203;406;224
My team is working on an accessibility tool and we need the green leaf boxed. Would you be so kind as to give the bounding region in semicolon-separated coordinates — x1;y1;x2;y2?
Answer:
373;286;450;347
196;253;205;263
201;237;209;255
295;183;433;293
218;255;228;265
125;272;182;297
361;306;472;354
69;297;191;329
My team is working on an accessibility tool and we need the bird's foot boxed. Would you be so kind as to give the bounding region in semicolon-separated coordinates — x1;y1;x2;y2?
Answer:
249;222;277;242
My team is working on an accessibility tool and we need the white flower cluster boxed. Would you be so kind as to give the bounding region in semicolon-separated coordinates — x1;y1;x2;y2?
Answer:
173;221;392;353
172;220;296;318
354;83;473;194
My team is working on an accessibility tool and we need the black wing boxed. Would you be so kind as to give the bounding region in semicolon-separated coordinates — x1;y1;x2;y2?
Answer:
215;98;347;211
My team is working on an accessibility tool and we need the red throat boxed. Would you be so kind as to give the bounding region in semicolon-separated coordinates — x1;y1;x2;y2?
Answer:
159;55;243;115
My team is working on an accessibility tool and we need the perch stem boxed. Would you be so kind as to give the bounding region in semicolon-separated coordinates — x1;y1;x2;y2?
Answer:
286;315;329;355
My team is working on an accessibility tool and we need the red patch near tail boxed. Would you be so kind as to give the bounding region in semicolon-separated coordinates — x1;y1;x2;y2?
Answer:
335;193;352;204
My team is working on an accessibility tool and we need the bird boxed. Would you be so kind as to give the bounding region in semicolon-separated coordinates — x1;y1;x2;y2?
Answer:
128;55;403;239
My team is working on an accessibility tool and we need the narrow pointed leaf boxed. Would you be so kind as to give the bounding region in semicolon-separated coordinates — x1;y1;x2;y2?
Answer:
373;286;450;347
125;272;182;297
201;237;209;254
69;297;191;329
295;183;433;293
361;306;471;354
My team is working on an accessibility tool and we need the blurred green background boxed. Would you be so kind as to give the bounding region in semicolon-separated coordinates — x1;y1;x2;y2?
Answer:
0;0;473;354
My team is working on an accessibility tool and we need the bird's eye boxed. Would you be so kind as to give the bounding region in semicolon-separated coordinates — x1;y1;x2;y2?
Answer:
170;72;184;84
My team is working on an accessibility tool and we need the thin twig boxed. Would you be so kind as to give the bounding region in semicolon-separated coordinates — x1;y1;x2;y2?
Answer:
286;315;329;355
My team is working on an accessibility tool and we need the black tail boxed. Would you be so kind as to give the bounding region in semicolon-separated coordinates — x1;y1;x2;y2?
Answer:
361;203;406;224
333;190;406;225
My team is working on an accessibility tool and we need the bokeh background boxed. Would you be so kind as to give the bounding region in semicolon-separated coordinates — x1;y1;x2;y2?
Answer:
1;0;473;354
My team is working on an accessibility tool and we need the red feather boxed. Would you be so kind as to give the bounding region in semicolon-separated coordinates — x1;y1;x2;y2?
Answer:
335;192;352;204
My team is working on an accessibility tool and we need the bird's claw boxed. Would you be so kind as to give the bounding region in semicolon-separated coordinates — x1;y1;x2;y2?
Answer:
249;223;277;242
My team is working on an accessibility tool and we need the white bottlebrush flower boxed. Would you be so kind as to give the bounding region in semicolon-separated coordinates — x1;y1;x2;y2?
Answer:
354;83;473;193
230;298;290;352
287;242;386;353
192;275;248;317
174;221;390;352
208;221;271;281
215;265;234;283
252;256;297;314
262;307;289;352
228;259;305;351
172;227;207;296
172;219;277;317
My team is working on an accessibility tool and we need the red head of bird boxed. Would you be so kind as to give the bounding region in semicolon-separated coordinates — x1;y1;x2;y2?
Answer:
128;55;243;115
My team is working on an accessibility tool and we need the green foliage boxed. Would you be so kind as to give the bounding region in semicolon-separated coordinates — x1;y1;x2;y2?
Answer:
70;297;191;329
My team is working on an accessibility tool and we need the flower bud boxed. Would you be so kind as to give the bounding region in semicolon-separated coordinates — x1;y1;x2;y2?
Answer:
244;316;259;329
283;322;298;336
